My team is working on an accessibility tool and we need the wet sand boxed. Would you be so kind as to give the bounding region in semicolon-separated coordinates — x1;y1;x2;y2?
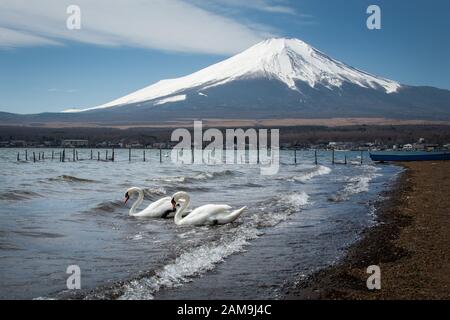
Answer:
284;161;450;299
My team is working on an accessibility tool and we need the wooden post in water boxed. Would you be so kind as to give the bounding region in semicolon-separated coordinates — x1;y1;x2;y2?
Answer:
72;148;75;162
345;154;347;165
62;149;65;162
143;150;146;162
294;149;297;164
33;152;36;163
25;150;28;161
98;151;100;161
38;152;41;161
360;151;363;164
257;147;259;164
129;148;131;162
52;150;54;160
332;149;335;165
90;149;93;160
314;150;318;165
76;151;78;161
17;152;20;161
160;147;162;163
42;152;45;161
106;150;108;161
112;148;115;162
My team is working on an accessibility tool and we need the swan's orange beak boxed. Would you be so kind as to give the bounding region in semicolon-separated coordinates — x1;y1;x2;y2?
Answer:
124;193;130;205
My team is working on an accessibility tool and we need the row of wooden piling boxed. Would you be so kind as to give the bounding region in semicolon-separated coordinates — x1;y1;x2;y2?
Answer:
293;149;364;165
17;147;165;163
17;148;364;165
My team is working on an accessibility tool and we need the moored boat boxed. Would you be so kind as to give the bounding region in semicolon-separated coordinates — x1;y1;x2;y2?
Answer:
369;151;450;162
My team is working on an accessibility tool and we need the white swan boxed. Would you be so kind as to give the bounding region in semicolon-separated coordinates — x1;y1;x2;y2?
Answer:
124;187;188;218
171;191;246;226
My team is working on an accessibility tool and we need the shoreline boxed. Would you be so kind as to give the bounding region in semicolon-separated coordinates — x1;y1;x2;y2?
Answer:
284;161;450;299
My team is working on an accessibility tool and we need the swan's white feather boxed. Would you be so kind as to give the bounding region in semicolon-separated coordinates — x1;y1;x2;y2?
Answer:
178;204;231;225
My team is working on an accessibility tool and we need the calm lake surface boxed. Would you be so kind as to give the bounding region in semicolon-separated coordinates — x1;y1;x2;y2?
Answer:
0;148;400;299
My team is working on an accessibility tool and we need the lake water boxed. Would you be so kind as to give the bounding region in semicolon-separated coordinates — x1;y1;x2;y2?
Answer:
0;148;401;299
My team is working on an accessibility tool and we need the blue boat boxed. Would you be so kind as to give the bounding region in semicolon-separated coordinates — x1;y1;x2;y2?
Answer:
369;151;450;162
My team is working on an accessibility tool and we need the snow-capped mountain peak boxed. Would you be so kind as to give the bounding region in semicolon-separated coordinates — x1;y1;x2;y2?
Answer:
68;38;401;112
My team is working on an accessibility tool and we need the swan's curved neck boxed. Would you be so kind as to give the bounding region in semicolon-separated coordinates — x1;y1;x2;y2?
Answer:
129;188;144;216
174;194;190;225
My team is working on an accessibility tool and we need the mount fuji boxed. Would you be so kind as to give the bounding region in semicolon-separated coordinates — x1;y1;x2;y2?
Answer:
2;38;450;124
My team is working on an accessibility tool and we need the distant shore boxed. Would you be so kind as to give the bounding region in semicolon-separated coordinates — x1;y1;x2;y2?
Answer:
2;124;450;150
2;117;450;129
284;161;450;299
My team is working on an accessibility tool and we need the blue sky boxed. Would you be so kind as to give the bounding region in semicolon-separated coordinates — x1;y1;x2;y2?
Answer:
0;0;449;114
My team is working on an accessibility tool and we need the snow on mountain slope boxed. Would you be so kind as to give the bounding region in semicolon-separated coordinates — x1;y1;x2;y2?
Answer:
67;38;401;112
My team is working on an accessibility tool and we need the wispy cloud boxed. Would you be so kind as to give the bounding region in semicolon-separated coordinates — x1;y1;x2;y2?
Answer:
0;0;288;54
0;27;61;48
48;88;78;93
196;0;298;15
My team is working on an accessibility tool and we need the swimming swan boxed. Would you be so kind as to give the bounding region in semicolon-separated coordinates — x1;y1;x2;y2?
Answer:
171;191;246;226
124;187;188;218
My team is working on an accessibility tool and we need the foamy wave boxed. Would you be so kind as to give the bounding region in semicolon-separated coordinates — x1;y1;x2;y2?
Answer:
143;187;167;198
191;172;214;180
330;166;382;201
118;226;260;300
343;176;372;194
294;165;331;182
151;176;186;183
150;170;235;184
278;165;331;183
280;192;310;209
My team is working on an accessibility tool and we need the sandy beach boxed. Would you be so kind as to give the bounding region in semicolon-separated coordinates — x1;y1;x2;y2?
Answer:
285;161;450;300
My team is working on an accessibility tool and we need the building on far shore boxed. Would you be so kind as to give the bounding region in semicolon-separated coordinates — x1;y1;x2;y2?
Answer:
61;139;89;148
402;144;413;150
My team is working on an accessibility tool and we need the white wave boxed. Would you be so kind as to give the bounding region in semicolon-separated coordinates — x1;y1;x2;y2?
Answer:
118;226;260;300
332;166;382;201
150;170;233;184
280;192;310;209
143;187;167;196
345;165;382;195
131;234;144;241
150;176;186;183
343;176;372;194
292;165;331;183
191;172;213;180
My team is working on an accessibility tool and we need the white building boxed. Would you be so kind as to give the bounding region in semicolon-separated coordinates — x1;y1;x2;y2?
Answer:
402;144;413;150
62;139;89;147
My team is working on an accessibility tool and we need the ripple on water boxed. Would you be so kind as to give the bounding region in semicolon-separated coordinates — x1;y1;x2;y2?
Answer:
0;190;42;201
47;175;97;183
